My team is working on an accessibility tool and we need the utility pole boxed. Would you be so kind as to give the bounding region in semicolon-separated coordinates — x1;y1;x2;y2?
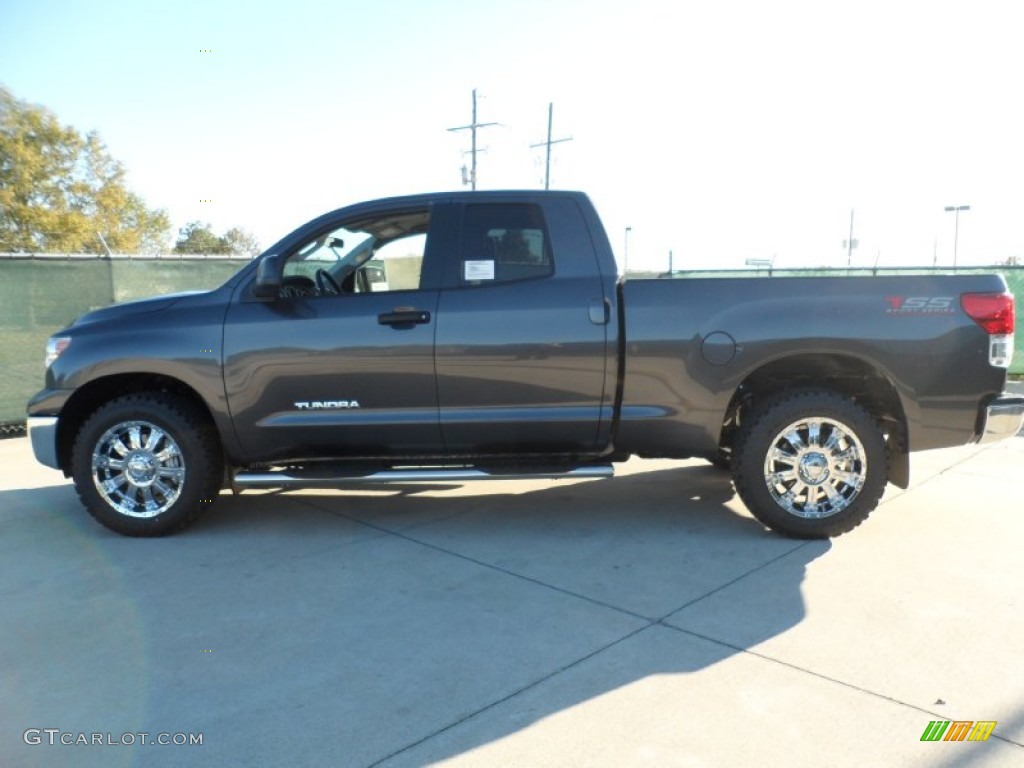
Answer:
447;89;499;190
843;209;858;268
529;102;572;190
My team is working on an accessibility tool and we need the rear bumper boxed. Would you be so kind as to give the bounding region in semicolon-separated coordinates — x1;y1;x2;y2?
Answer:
27;416;60;469
978;395;1024;444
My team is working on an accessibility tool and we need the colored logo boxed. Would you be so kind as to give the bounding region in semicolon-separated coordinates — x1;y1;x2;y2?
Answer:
920;720;997;742
885;296;956;315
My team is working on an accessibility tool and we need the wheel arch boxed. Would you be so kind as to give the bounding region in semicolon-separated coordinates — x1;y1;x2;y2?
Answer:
56;373;221;475
719;353;910;488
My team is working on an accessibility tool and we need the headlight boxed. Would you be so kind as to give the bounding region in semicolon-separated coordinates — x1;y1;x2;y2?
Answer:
45;336;71;369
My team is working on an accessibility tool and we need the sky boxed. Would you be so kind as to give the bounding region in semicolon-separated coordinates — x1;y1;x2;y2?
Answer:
2;0;1023;272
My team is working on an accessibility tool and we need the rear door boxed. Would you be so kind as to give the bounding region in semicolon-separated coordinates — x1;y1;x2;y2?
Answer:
434;196;613;456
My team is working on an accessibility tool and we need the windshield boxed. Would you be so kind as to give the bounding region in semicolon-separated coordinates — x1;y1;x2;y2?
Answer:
279;208;430;297
293;228;377;272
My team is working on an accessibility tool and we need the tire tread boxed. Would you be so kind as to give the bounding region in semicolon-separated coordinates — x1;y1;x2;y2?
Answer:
731;389;887;538
71;392;221;536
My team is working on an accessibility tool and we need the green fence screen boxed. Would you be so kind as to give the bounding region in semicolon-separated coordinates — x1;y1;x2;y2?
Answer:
1;259;1021;425
0;257;249;424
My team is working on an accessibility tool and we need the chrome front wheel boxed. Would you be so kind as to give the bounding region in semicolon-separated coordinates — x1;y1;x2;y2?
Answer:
72;394;221;536
92;421;186;518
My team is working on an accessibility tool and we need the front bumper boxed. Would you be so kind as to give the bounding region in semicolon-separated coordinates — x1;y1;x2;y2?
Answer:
27;416;60;469
978;395;1024;444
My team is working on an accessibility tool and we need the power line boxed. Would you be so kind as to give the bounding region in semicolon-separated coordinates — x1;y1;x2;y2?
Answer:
447;89;499;191
530;102;572;190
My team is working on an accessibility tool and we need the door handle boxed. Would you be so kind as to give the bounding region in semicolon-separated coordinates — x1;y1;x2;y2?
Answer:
588;297;610;325
378;309;431;326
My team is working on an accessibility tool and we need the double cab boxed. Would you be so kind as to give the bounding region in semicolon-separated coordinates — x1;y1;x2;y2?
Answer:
28;191;1024;537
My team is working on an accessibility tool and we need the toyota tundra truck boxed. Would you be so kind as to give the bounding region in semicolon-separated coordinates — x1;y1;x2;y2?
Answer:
26;191;1024;538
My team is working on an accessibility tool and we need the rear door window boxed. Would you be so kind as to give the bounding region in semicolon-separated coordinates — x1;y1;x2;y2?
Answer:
459;204;553;285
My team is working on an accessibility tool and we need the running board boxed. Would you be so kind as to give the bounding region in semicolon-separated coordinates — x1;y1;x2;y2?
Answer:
232;464;615;489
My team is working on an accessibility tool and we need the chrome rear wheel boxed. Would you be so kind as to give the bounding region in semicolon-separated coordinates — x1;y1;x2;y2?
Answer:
733;390;887;538
763;417;867;519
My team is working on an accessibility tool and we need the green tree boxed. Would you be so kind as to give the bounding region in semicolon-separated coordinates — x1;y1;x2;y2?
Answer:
174;222;259;256
174;221;225;254
223;226;261;257
0;85;171;253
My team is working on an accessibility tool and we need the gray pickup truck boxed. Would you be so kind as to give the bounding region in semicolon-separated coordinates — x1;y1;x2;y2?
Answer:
27;191;1023;538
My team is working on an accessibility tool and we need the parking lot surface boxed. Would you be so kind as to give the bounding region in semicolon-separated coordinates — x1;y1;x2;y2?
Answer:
1;434;1022;767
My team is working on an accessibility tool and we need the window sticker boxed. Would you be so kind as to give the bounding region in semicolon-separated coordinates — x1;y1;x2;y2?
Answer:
464;260;495;281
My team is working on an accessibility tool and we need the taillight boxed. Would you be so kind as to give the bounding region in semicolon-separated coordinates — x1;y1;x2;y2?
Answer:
961;292;1015;334
961;292;1015;368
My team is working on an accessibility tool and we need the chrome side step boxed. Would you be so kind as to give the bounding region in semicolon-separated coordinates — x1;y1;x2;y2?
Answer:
232;464;615;489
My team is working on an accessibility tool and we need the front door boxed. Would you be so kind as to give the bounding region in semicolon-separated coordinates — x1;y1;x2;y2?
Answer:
224;205;443;463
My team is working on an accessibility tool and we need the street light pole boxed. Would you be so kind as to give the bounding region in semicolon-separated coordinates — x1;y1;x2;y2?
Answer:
943;205;970;268
624;226;632;274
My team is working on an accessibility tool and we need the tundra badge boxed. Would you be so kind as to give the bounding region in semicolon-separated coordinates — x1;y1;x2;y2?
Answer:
294;400;361;409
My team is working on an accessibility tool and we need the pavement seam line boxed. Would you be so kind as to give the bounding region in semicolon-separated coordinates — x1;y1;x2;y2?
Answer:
294;488;1024;754
293;502;874;763
658;540;815;622
662;624;1024;749
295;496;819;630
367;623;658;767
292;495;655;622
879;443;998;508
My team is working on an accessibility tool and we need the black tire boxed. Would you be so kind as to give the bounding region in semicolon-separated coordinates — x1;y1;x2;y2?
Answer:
71;393;222;536
732;389;887;538
707;449;732;471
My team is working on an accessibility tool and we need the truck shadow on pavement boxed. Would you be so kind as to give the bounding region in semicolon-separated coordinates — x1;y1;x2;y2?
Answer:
2;463;831;768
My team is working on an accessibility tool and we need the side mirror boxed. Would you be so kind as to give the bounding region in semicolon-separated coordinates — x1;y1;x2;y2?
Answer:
253;254;282;299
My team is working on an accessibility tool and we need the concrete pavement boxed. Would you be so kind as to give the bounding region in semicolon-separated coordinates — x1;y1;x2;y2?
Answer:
1;434;1021;767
